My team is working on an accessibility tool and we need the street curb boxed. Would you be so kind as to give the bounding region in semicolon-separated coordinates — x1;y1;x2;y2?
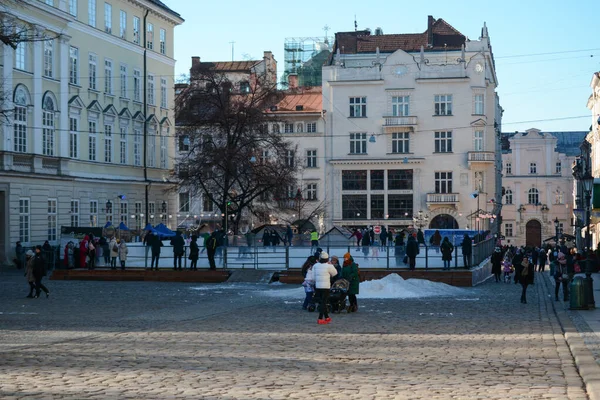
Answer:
542;273;600;400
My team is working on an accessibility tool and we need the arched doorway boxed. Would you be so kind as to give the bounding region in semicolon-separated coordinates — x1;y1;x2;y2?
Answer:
429;214;459;230
525;220;542;247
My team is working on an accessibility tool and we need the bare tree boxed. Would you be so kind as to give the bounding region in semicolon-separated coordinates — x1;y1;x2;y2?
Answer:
175;63;299;233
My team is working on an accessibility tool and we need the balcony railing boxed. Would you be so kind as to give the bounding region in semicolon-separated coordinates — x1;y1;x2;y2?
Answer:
426;193;460;204
383;116;418;126
467;151;495;164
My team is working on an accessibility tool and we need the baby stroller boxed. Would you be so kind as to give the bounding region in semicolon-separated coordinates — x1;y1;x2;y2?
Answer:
329;278;350;313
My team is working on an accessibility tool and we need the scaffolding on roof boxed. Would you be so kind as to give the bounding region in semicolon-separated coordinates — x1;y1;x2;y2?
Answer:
283;36;333;88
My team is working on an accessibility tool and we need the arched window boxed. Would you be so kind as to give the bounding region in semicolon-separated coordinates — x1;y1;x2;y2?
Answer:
42;92;56;156
528;188;539;205
504;189;513;205
13;85;30;153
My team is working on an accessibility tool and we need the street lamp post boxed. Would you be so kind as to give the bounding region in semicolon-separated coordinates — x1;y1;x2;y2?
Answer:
554;217;560;246
582;171;595;309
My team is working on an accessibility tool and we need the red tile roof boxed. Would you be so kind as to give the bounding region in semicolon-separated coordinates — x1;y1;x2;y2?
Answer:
197;60;260;73
268;88;322;114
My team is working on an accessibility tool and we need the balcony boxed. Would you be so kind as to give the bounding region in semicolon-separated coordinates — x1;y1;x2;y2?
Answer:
383;116;417;134
467;151;495;166
427;193;460;207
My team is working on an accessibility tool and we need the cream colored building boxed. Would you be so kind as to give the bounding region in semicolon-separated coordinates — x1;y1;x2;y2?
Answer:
321;17;502;232
501;129;585;247
585;72;600;249
0;0;183;261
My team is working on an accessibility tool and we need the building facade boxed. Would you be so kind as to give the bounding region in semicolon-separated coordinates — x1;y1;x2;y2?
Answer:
584;72;600;249
0;0;183;261
500;129;586;247
321;16;502;233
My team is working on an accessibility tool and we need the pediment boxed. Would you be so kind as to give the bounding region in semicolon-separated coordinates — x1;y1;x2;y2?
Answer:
87;100;103;114
68;95;85;109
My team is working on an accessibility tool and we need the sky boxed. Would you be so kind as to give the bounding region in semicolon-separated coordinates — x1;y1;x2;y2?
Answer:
166;0;599;133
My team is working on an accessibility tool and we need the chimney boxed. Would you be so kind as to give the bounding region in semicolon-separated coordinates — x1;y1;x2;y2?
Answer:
191;56;200;66
427;15;434;47
288;73;298;90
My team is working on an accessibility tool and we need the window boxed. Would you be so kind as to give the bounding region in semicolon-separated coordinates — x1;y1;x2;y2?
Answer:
505;189;513;205
388;169;413;190
240;81;250;93
134;202;142;230
14;103;27;153
434;131;452;153
306;183;317;201
474;94;484;115
349;97;366;117
179;192;190;212
529;162;537;174
119;202;128;224
505;162;512;175
68;46;79;85
342;170;367;190
104;124;112;162
296;123;303;133
119;10;126;38
392;96;409;116
42;97;55;156
349;133;367;154
133;69;141;101
179;135;190;151
555;190;564;204
272;123;280;133
15;42;26;70
160;134;167;169
371;194;384;218
148;128;155;167
160;77;167;108
528;188;539;205
147;74;154;105
159;28;166;54
556;161;562;174
90;200;98;227
558;222;564;234
69;117;78;158
342;194;367;219
260;150;269;164
45;0;54;5
474;130;484;151
69;0;77;16
285;150;294;167
70;200;80;227
89;53;97;90
104;59;113;94
43;40;53;78
133;16;140;44
48;199;57;241
306;122;317;133
505;223;513;237
19;199;30;242
88;121;97;160
120;64;127;98
434;172;453;193
388;194;413;219
88;0;96;27
203;194;213;212
434;94;452;116
104;3;112;33
119;127;127;164
391;132;409;153
371;170;384;190
306;150;317;168
133;128;141;166
284;123;294;133
146;23;153;49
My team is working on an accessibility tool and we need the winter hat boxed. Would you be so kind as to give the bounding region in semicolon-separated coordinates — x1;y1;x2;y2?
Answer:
343;252;351;261
319;251;329;260
494;247;501;252
25;250;34;257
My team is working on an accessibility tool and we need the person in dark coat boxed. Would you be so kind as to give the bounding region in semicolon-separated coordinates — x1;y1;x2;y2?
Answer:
430;230;442;253
515;253;534;303
394;232;405;266
361;232;370;259
149;233;163;270
262;229;271;247
188;235;199;270
270;230;280;252
349;229;363;247
538;248;548;272
24;250;35;298
330;255;342;285
405;235;419;270
342;252;360;312
441;237;454;270
205;231;218;270
170;231;185;270
15;241;25;269
32;245;49;298
554;252;569;301
491;246;503;282
461;234;472;269
417;229;425;247
286;225;293;247
380;227;388;250
42;240;53;271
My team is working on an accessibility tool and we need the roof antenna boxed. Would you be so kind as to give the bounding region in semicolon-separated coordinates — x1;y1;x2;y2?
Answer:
323;24;330;44
354;15;357;31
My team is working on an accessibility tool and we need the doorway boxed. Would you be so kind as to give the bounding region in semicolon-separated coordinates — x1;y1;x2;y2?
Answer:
525;220;542;247
429;214;459;230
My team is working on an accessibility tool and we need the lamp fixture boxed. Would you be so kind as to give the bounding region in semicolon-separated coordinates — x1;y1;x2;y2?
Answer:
369;134;376;143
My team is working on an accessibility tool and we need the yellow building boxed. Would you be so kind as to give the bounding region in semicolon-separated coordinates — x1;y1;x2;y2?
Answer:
0;0;183;261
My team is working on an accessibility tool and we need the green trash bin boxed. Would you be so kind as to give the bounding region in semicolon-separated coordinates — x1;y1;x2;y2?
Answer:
570;277;587;310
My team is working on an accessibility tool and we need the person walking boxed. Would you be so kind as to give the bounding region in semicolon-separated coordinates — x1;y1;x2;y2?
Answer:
350;228;363;248
109;236;118;270
118;240;128;270
15;241;25;269
461;234;472;269
342;252;360;312
430;230;442;254
32;245;50;298
206;231;218;270
313;251;338;324
188;235;200;270
554;252;569;301
150;233;163;270
515;253;534;304
491;246;503;282
79;235;89;269
380;227;388;250
406;234;419;270
24;250;35;298
87;238;96;270
171;231;185;270
538;247;548;272
441;237;454;270
99;236;110;266
286;225;293;247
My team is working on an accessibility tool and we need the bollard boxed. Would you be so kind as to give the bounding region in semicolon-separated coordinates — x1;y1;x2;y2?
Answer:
569;276;588;310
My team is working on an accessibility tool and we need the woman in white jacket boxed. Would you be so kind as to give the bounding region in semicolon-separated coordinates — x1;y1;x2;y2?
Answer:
312;251;338;325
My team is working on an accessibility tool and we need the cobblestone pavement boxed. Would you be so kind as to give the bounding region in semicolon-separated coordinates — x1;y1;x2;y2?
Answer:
0;269;590;399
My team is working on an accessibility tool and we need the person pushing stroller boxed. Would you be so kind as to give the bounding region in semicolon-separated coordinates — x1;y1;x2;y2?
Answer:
313;251;338;325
